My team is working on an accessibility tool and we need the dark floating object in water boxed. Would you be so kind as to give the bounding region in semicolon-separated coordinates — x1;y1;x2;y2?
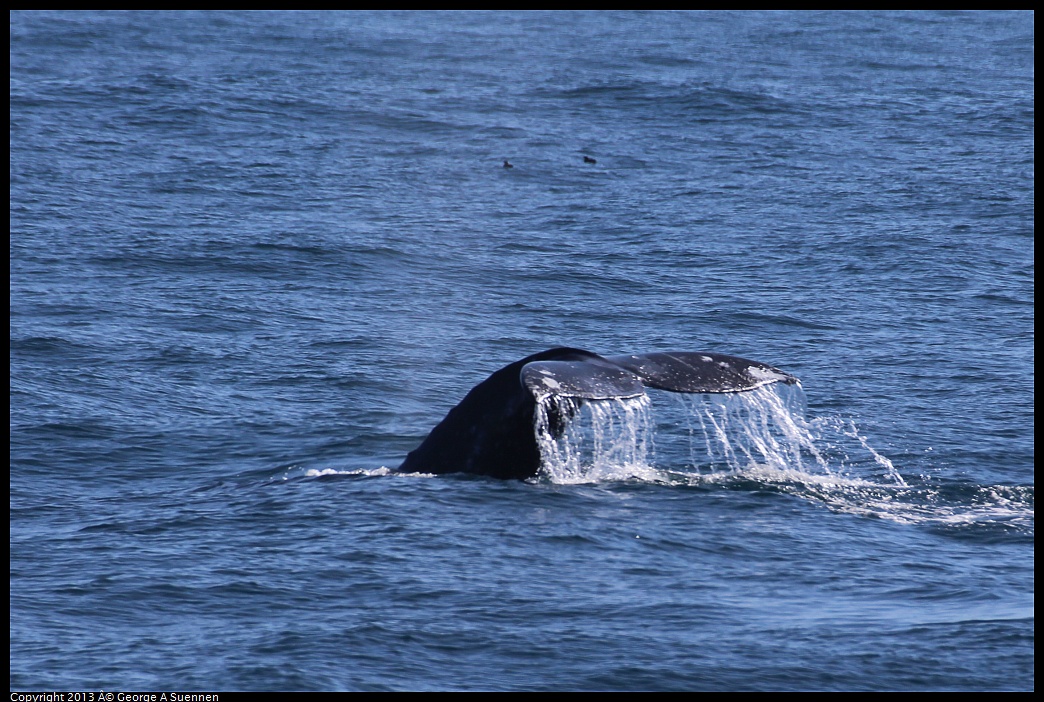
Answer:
503;160;513;168
583;155;597;164
398;347;798;480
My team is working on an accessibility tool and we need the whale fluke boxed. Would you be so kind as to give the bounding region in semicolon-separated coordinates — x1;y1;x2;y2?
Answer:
398;347;797;479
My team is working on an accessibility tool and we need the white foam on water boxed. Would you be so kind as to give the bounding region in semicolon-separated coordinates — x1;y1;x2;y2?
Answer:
303;466;399;478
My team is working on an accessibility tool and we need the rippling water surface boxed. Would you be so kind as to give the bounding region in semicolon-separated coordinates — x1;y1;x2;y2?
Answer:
10;11;1033;691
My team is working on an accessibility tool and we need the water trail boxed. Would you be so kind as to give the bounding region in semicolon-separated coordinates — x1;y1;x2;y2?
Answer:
533;393;656;483
840;418;908;487
532;384;839;484
527;383;1031;531
664;384;833;478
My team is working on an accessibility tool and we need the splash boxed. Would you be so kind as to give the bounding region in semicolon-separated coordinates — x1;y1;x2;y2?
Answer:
529;384;1032;532
534;393;657;484
533;383;846;485
661;384;835;479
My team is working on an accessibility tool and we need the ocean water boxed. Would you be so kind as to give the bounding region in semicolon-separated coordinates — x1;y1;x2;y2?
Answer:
9;10;1033;691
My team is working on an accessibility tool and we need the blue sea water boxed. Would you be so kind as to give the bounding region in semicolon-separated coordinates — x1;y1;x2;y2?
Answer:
9;10;1033;691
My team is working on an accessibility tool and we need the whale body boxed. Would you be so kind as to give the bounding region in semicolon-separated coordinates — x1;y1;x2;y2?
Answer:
398;347;798;480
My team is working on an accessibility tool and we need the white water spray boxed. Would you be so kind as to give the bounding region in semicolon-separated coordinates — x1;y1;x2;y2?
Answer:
531;383;907;489
664;384;831;477
534;393;656;483
524;384;1035;532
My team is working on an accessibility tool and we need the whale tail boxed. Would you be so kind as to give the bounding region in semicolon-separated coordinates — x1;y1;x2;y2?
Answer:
398;348;798;479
